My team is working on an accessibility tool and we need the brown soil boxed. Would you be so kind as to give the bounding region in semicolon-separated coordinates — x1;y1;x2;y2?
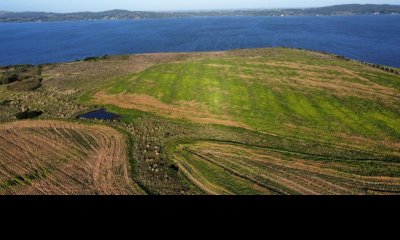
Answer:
0;120;143;195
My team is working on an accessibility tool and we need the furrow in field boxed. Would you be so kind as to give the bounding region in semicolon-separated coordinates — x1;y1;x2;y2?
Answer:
0;120;143;195
172;141;400;195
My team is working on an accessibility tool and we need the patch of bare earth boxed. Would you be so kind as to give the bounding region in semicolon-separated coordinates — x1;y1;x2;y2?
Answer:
94;91;249;129
0;120;143;195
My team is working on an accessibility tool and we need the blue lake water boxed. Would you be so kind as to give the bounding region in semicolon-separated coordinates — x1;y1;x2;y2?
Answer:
0;15;400;67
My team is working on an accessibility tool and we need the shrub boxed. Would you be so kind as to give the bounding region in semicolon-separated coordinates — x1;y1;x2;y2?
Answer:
16;110;43;120
169;164;179;172
83;55;109;62
0;72;19;84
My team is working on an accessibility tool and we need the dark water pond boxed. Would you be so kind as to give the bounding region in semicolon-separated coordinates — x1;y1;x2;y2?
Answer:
78;108;120;120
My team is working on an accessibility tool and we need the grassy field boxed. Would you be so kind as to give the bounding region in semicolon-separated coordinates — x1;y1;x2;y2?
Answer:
1;48;399;195
88;48;400;194
93;48;400;154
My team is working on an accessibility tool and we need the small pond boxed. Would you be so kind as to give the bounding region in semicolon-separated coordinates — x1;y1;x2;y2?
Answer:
78;108;120;121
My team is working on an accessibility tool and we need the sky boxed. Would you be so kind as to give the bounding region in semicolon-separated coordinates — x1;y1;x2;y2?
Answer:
0;0;399;12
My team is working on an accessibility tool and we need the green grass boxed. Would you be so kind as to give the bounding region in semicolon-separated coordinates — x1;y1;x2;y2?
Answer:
178;150;267;195
99;49;400;148
72;48;400;194
170;140;400;195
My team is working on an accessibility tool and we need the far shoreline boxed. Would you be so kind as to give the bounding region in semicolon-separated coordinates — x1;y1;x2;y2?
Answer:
1;47;399;74
1;13;399;24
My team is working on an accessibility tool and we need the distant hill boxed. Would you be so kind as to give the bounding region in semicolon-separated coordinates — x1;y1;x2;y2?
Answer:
1;4;400;22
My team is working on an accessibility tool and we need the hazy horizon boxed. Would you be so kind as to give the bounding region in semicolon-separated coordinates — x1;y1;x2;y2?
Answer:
1;1;400;13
